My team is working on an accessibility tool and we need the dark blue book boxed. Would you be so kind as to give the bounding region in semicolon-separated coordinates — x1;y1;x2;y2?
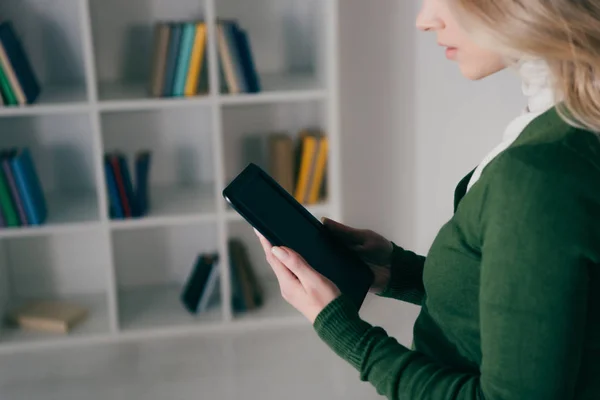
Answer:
0;22;40;104
104;156;124;219
233;25;261;93
223;22;248;93
116;154;135;218
10;149;46;225
180;253;218;314
134;151;151;217
162;23;183;97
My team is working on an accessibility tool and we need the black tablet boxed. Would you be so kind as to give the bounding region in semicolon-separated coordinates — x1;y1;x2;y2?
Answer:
223;163;374;309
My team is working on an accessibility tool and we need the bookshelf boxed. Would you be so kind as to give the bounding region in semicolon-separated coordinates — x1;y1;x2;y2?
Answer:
0;0;340;355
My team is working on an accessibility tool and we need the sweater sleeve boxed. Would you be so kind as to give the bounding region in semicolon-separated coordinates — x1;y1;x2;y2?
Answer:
377;243;426;305
313;151;594;399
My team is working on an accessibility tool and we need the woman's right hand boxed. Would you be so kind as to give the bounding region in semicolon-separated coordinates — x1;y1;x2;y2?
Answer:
322;217;393;294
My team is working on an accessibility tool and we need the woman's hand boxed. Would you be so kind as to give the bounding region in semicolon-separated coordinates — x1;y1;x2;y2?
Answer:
322;218;393;294
255;230;341;323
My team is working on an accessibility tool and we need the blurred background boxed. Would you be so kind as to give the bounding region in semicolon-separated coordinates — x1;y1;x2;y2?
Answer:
0;0;523;399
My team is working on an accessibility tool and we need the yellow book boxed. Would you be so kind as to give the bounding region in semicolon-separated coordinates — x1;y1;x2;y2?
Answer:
9;300;88;334
184;23;207;97
308;136;328;204
294;134;318;204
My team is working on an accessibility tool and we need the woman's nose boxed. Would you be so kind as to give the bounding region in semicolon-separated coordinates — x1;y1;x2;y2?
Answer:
416;2;445;31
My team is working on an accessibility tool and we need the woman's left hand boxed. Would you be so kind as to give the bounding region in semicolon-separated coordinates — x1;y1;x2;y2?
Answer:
255;230;341;323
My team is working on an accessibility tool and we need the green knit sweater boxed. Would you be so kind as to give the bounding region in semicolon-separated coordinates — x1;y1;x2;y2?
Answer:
314;107;600;399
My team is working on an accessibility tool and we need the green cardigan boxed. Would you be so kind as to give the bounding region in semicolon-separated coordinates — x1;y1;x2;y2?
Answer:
314;107;600;399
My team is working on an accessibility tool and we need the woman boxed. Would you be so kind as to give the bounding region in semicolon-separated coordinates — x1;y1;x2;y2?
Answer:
256;0;600;398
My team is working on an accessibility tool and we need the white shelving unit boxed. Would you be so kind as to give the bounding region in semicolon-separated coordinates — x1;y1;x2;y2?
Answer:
0;0;341;354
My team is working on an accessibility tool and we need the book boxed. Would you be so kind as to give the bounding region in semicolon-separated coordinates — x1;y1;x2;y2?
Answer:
109;154;132;218
162;23;183;97
268;134;295;194
2;150;28;225
294;132;319;204
232;25;261;93
197;260;220;313
104;156;124;219
184;22;207;97
8;300;87;334
308;135;329;204
10;149;47;225
180;253;218;314
0;152;19;227
0;22;40;104
217;23;240;94
149;22;171;97
0;61;16;105
223;22;248;93
134;151;151;217
172;22;197;97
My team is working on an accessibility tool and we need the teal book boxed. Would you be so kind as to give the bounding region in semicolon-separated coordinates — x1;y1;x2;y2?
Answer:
162;23;183;97
10;149;47;225
172;22;196;97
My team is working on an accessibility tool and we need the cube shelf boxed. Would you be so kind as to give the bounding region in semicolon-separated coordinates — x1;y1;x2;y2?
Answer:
0;0;341;355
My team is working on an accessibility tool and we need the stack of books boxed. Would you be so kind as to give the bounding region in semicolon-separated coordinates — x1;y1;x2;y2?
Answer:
0;21;41;106
149;21;209;98
0;148;47;228
104;151;152;220
217;20;261;95
242;130;328;205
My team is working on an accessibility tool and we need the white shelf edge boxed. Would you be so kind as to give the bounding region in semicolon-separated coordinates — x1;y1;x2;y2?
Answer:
109;213;218;231
0;315;308;356
0;221;102;239
218;90;327;106
98;96;213;113
0;103;90;118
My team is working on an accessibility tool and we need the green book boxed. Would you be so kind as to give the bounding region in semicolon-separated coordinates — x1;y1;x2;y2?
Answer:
0;160;19;226
0;62;16;105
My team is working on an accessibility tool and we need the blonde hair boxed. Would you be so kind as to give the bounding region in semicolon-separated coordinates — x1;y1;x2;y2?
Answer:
452;0;600;132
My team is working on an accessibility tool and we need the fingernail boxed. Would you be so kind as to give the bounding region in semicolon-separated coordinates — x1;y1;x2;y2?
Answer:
320;216;326;224
271;247;288;260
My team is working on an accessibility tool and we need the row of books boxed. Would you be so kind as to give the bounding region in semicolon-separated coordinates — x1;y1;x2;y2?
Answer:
217;20;261;95
104;152;152;220
150;21;209;98
0;148;47;227
243;130;328;205
180;239;263;315
0;22;41;106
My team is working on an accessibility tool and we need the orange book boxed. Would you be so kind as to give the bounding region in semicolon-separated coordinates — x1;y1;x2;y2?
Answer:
184;23;207;97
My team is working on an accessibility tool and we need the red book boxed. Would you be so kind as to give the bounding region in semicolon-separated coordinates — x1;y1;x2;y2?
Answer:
109;155;132;218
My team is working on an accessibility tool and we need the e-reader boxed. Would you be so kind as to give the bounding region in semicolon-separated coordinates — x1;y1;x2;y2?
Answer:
223;163;374;309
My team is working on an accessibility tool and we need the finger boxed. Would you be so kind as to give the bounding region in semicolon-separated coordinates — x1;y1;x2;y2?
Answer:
266;250;302;290
257;232;273;254
271;247;320;286
322;218;364;245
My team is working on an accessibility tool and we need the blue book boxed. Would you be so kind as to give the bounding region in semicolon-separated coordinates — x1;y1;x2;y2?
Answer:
233;26;261;93
223;22;248;93
2;149;27;225
134;151;151;217
0;22;40;104
104;156;124;219
162;23;183;97
180;253;218;314
172;23;196;97
116;154;136;218
10;149;46;226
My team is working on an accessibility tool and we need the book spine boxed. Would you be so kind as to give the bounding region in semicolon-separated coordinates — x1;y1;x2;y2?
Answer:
184;23;207;97
0;157;19;227
162;23;183;97
234;28;260;93
2;156;27;226
149;23;171;97
118;155;136;217
10;151;43;225
223;23;247;93
134;151;151;217
109;156;132;218
172;22;196;97
0;61;16;105
294;134;317;204
216;23;240;94
197;261;220;313
104;157;124;219
308;136;329;204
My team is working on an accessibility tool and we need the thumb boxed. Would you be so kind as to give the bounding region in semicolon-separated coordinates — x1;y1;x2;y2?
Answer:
321;217;364;245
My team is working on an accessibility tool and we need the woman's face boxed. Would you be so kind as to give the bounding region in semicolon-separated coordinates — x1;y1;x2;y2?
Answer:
417;0;506;80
